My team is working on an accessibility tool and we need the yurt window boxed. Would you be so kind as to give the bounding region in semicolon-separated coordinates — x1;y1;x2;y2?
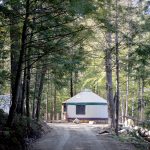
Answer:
76;105;85;115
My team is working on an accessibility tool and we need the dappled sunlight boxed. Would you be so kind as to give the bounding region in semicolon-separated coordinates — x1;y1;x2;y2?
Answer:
0;0;150;149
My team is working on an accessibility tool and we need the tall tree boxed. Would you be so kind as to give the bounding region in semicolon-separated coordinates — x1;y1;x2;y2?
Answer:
115;0;119;135
7;0;30;126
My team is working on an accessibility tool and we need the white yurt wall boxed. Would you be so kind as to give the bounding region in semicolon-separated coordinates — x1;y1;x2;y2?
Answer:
67;104;108;119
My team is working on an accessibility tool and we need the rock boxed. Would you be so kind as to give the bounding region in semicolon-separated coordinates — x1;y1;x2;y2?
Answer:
89;121;96;125
133;126;139;130
119;129;128;134
73;118;80;124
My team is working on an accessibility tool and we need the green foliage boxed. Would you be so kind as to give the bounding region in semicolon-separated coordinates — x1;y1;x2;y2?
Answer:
0;70;9;84
142;120;150;130
69;0;96;16
145;102;150;120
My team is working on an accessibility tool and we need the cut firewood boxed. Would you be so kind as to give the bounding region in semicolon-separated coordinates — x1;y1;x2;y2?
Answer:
137;128;150;143
144;137;150;142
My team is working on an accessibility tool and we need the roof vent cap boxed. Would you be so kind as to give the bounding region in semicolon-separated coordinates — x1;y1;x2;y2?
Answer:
82;89;92;92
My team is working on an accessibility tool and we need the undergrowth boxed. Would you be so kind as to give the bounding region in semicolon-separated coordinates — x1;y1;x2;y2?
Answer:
0;109;44;150
117;130;150;150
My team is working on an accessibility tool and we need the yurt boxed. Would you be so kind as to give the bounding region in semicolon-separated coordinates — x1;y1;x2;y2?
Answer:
62;89;108;123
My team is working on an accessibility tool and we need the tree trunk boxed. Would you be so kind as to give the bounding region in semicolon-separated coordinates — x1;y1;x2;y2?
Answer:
125;72;129;119
36;67;47;121
105;33;115;129
7;0;30;126
138;78;141;120
125;0;132;122
70;71;73;97
104;0;115;130
26;52;30;118
120;90;125;123
115;0;119;136
46;71;50;122
16;83;23;114
21;69;26;116
50;81;53;121
25;23;34;118
74;71;78;95
18;42;27;115
46;89;48;121
10;9;20;106
132;98;134;117
53;87;57;120
140;78;144;121
32;68;38;119
9;3;22;115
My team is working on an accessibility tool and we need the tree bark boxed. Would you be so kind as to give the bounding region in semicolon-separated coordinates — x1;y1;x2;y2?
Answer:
35;67;47;121
20;69;26;116
140;78;145;121
25;23;34;118
26;51;31;118
10;7;20;105
74;71;78;95
138;78;141;120
70;71;73;97
7;0;30;126
46;70;50;122
104;0;115;130
16;83;23;114
105;33;115;129
53;87;57;120
50;81;53;121
132;98;134;117
125;72;129;119
125;0;132;122
32;68;38;119
120;90;125;123
9;3;22;115
115;0;119;136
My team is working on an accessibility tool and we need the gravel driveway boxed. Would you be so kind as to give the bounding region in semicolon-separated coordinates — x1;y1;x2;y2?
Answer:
31;123;136;150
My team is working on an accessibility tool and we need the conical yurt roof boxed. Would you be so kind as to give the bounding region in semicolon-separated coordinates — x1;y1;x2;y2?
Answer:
64;89;107;104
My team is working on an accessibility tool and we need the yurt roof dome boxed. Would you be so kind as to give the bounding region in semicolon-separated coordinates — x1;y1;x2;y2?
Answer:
64;89;107;104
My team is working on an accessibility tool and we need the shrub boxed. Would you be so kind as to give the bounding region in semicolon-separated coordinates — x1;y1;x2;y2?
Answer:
0;114;43;150
0;109;8;126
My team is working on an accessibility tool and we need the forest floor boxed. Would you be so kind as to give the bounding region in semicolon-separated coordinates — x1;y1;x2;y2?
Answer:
30;123;137;150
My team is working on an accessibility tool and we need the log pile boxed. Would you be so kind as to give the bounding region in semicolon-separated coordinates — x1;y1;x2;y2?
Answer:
97;117;150;144
119;117;150;143
119;125;150;143
138;128;150;142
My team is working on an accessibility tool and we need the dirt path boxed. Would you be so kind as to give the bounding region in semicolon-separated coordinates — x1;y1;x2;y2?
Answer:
31;123;136;150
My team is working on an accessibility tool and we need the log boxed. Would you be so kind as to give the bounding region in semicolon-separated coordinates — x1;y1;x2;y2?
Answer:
98;130;110;135
119;129;128;134
138;128;150;142
144;137;150;142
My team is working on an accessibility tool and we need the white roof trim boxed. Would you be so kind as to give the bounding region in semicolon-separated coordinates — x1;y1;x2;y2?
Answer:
63;90;107;104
